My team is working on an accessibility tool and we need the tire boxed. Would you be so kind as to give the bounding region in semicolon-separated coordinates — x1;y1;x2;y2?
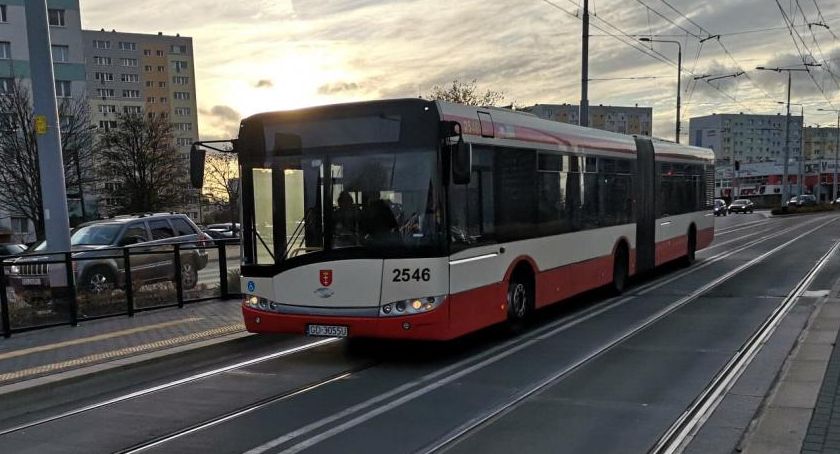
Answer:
180;259;199;290
611;245;629;294
506;273;533;331
683;229;697;267
81;266;116;295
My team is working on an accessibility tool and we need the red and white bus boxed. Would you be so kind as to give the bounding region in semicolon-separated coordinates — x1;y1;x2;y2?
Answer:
193;99;715;340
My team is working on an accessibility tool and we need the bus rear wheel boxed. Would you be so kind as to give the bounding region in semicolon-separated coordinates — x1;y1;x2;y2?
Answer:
611;245;629;295
683;228;697;267
506;273;533;331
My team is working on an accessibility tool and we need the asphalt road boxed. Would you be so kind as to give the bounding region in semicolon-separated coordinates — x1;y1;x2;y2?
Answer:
2;210;840;453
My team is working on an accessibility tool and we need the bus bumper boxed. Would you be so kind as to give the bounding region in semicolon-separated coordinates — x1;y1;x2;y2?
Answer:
242;301;453;341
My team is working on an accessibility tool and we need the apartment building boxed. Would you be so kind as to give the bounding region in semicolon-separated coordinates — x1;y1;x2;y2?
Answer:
522;103;653;136
688;113;804;166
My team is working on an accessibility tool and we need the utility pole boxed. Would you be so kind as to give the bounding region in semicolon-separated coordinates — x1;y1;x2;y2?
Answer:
640;38;681;143
756;64;819;207
25;0;70;251
818;108;840;202
580;0;589;128
799;105;804;197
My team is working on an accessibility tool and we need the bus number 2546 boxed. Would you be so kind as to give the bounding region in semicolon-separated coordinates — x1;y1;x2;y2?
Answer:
392;268;431;282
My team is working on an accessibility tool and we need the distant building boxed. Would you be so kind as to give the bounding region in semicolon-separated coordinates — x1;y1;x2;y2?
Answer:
83;29;200;218
688;113;803;166
0;1;201;235
522;103;652;136
803;126;840;161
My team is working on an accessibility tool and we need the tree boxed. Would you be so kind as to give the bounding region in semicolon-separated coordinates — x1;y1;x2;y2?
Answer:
0;80;99;240
428;79;505;106
203;151;239;223
99;113;186;214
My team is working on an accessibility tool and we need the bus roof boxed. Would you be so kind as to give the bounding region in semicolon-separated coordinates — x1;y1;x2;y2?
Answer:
436;100;714;163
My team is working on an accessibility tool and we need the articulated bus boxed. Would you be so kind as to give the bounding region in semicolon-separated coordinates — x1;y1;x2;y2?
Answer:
192;99;715;340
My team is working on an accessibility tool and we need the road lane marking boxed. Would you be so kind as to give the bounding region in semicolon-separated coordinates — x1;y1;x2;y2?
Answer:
242;217;836;454
714;218;770;233
0;336;338;437
0;318;204;361
651;239;840;454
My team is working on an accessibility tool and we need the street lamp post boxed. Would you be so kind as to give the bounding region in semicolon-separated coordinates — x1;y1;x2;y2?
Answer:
818;108;840;202
756;64;820;207
641;38;681;143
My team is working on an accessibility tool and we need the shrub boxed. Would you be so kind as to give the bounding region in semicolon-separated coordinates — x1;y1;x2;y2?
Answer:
771;204;837;216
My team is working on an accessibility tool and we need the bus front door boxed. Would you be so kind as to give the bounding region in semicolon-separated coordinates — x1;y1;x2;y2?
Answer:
634;137;656;274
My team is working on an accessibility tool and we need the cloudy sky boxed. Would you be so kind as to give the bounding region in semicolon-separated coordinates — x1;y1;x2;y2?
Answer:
80;0;840;141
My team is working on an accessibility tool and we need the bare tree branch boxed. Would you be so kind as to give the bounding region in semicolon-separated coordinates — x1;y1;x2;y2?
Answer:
428;79;506;107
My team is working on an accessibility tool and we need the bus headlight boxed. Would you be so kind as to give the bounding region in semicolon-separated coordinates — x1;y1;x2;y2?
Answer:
244;295;260;308
381;296;444;317
9;265;19;275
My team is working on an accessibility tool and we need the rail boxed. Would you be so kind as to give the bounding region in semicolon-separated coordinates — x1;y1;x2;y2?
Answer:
0;239;242;338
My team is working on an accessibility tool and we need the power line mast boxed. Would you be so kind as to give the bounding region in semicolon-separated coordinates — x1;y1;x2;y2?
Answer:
580;0;589;128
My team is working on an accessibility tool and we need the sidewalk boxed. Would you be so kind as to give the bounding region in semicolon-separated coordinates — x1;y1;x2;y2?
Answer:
0;298;246;392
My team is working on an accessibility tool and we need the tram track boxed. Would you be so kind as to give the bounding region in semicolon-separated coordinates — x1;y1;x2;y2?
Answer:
714;218;771;235
234;216;837;454
0;215;827;453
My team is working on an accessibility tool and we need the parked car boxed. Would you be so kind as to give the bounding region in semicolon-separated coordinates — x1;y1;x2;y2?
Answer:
714;199;728;216
728;199;755;214
788;194;817;207
0;243;27;257
206;222;240;239
832;197;840;205
7;213;211;295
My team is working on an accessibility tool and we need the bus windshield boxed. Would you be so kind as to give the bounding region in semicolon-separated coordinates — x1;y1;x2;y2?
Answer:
245;148;442;265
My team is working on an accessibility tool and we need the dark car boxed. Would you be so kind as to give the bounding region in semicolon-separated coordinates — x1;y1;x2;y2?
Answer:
206;222;240;239
728;199;755;214
8;213;211;295
788;195;817;207
0;243;27;257
714;199;728;216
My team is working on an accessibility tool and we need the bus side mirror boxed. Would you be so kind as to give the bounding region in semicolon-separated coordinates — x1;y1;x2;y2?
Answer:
190;143;206;189
451;140;472;185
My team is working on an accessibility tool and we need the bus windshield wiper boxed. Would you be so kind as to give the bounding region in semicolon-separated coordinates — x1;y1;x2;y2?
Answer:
254;230;275;261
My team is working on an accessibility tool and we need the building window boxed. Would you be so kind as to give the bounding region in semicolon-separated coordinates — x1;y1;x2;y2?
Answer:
123;89;140;98
172;60;188;72
174;91;190;100
143;49;151;56
144;81;153;87
173;76;189;85
146;96;155;103
174;123;192;131
121;74;139;83
96;88;115;98
0;41;9;60
55;80;71;98
0;77;13;94
143;65;152;72
99;120;117;130
156;50;164;57
175;107;191;116
94;72;114;82
123;105;142;114
160;97;167;104
93;56;111;65
98;104;117;113
158;81;166;88
48;9;65;27
120;58;138;67
51;45;69;63
118;41;136;51
156;65;165;72
93;40;110;50
176;137;193;146
170;45;187;54
0;5;6;23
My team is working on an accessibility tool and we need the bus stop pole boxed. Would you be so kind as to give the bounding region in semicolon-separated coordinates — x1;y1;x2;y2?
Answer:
25;1;71;252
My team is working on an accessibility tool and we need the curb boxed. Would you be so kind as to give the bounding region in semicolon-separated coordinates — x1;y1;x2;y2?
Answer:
0;330;253;398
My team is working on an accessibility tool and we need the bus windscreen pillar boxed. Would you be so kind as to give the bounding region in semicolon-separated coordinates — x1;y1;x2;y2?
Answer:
25;0;71;252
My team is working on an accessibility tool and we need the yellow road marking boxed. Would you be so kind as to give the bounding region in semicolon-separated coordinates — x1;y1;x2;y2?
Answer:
0;318;204;361
0;323;245;384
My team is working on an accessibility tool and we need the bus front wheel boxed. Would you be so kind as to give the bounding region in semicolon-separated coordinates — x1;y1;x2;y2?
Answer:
506;272;533;331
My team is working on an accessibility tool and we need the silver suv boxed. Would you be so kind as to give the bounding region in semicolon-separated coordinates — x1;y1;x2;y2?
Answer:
7;213;210;295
